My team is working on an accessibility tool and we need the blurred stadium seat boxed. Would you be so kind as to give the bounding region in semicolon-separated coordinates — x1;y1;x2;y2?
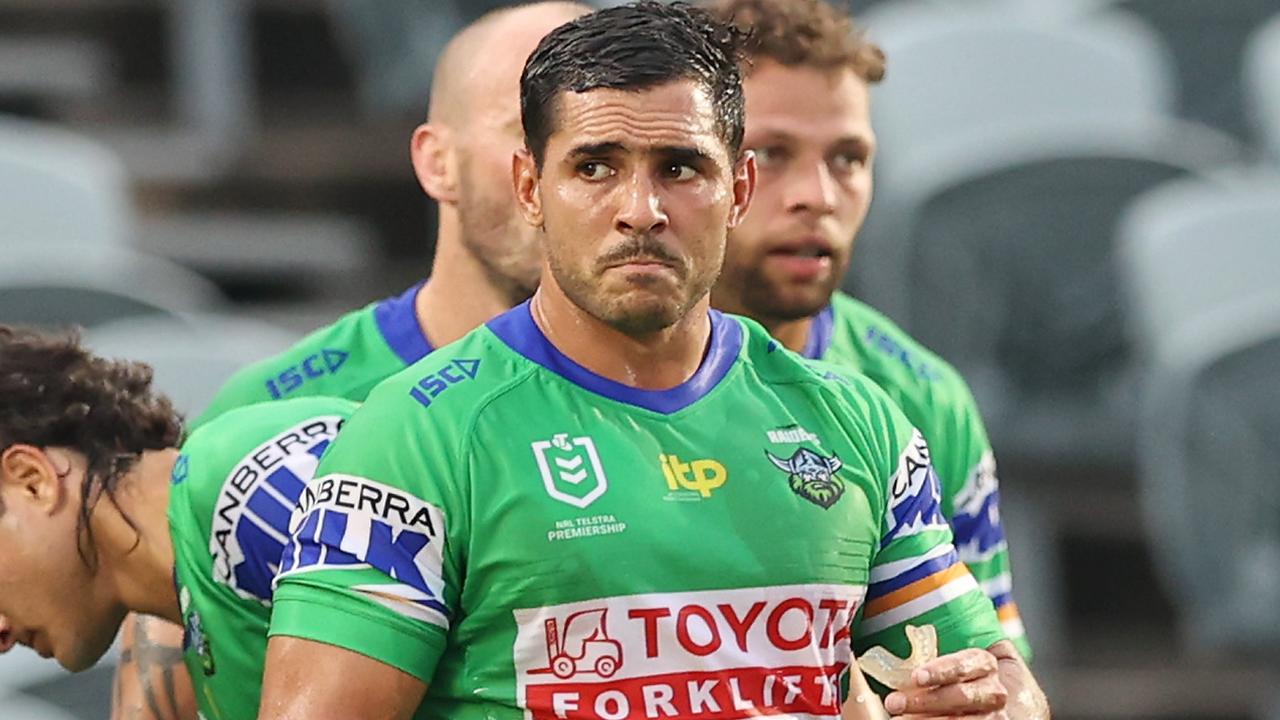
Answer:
1119;171;1280;659
892;116;1239;465
1118;169;1280;359
1246;13;1280;163
87;313;301;417
1084;0;1280;144
0;36;113;107
0;115;133;249
852;4;1176;319
0;244;226;329
1137;292;1280;658
861;5;1174;166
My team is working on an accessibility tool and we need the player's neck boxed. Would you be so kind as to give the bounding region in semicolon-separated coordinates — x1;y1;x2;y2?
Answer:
760;315;814;355
417;219;524;348
710;289;814;354
93;449;182;624
531;280;712;390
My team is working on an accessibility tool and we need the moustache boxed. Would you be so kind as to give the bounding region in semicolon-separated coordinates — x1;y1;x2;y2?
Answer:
597;235;684;270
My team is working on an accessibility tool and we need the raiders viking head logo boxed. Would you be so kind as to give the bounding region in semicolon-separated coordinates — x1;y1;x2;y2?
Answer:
766;448;845;509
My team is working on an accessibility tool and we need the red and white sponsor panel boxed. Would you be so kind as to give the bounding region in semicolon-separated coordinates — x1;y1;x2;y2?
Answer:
513;584;866;720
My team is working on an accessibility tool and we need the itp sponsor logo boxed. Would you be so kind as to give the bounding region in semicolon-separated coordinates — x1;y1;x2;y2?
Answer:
659;454;726;500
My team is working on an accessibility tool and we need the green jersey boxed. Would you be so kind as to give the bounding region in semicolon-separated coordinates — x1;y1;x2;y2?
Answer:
803;291;1029;658
192;283;432;428
168;396;358;720
269;303;1004;720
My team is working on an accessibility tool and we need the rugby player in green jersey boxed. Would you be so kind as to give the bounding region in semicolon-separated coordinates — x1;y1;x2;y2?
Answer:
705;0;1032;661
0;326;357;720
91;4;594;719
258;4;1049;719
194;0;592;427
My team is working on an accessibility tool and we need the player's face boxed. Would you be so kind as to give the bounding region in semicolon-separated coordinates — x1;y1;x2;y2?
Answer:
0;448;124;671
518;80;755;334
715;61;875;322
453;14;580;302
456;86;544;301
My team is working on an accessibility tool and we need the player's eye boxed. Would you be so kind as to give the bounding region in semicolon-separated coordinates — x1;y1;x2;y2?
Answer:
751;146;787;168
577;161;615;181
829;152;866;174
664;163;698;181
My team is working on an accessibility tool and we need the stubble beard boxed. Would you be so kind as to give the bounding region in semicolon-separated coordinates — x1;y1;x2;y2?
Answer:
548;234;721;337
456;166;542;305
724;250;844;325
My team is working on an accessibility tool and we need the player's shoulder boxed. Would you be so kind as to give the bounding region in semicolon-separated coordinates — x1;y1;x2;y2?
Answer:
229;299;383;389
184;396;357;464
732;313;906;425
351;309;539;427
175;397;355;527
827;292;978;406
193;290;413;427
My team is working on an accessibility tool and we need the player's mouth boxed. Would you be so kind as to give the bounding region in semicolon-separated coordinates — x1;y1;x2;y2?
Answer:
765;236;835;282
603;255;680;278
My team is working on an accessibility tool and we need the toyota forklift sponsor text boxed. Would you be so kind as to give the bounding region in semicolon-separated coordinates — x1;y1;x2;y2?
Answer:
513;584;865;719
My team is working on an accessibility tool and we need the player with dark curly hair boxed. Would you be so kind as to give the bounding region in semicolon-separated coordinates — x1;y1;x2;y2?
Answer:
0;325;357;720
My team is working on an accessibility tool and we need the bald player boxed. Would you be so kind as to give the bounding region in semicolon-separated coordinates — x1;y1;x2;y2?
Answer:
101;4;590;718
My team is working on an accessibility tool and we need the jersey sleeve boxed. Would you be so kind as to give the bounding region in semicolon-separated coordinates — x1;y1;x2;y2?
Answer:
938;378;1031;660
267;375;469;684
848;386;1005;660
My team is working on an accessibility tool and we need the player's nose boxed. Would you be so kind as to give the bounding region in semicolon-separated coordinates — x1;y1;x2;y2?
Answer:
615;171;669;236
784;160;838;216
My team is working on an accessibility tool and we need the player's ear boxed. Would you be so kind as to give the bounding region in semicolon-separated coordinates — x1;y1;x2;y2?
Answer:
0;445;69;516
727;149;757;229
513;147;544;228
411;122;460;204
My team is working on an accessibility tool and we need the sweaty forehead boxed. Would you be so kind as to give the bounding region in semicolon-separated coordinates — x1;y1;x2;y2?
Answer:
743;64;872;141
546;82;726;158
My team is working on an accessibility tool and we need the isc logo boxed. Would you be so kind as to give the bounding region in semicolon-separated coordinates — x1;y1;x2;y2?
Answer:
409;358;481;408
658;454;727;499
264;349;349;400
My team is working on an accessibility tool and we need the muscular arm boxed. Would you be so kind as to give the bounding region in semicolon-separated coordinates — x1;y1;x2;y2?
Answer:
257;636;427;720
112;614;198;720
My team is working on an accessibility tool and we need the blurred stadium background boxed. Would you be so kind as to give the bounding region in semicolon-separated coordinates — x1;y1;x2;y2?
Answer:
1;0;1277;718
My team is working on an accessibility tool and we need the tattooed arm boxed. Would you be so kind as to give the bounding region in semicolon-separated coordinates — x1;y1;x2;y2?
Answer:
112;613;198;720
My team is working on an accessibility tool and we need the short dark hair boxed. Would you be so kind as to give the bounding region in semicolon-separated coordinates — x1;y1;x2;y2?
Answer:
520;0;747;168
0;325;183;567
706;0;885;83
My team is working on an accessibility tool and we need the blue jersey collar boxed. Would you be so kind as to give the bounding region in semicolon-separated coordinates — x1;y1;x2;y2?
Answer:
487;301;741;414
374;282;434;365
801;304;836;360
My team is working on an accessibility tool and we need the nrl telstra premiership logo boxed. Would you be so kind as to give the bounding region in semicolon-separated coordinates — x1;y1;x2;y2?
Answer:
532;433;610;509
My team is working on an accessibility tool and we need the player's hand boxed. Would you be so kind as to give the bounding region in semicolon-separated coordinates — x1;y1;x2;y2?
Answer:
0;615;16;653
882;647;1009;719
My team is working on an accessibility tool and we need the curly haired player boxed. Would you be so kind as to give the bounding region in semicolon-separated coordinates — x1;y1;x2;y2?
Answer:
0;325;356;720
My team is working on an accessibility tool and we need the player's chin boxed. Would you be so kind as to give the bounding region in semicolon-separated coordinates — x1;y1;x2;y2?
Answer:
602;292;687;334
754;284;833;321
60;631;115;672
